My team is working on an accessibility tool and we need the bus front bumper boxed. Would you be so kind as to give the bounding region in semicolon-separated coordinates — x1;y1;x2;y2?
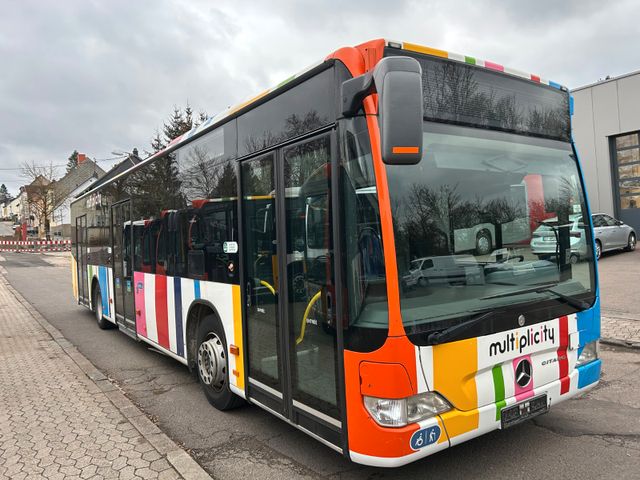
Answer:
348;359;601;468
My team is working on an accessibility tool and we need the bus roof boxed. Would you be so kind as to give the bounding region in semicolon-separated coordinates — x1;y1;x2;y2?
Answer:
168;39;566;160
392;40;566;91
73;38;567;204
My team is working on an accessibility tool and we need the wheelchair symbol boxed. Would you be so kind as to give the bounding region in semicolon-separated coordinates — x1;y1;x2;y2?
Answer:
410;425;441;450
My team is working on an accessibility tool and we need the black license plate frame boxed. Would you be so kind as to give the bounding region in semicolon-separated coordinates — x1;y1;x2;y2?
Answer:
501;394;548;429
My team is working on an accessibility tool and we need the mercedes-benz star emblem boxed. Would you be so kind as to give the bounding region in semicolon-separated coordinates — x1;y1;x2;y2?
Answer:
517;314;526;327
515;359;532;388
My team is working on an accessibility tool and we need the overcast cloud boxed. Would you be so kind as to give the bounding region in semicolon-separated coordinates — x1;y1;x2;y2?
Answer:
1;0;639;193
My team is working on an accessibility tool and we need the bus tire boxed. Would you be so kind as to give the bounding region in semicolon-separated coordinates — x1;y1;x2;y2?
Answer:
196;314;244;410
475;230;492;256
92;283;112;330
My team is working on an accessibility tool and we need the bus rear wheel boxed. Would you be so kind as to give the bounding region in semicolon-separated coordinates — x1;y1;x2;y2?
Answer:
92;284;112;330
196;314;244;410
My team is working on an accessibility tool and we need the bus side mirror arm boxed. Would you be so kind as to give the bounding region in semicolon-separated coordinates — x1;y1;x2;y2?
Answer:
341;56;424;165
341;72;375;117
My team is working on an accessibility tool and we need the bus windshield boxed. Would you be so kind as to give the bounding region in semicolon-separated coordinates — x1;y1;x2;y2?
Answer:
386;121;596;337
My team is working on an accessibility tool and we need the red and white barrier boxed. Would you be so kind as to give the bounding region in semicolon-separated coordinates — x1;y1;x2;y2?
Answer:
0;240;71;253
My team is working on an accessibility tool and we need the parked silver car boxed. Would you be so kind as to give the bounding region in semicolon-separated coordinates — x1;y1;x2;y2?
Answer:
592;213;636;259
402;255;482;288
530;214;587;263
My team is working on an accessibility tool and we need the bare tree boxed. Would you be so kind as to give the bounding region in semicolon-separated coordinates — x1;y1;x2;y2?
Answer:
21;161;59;239
181;145;221;200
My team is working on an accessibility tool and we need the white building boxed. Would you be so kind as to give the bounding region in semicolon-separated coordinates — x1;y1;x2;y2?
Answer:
572;70;640;232
50;157;104;239
1;195;22;221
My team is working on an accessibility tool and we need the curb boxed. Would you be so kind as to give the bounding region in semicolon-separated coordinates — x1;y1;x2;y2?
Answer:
600;337;640;350
0;266;212;480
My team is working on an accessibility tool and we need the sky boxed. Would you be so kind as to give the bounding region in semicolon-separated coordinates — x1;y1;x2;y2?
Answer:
1;0;639;195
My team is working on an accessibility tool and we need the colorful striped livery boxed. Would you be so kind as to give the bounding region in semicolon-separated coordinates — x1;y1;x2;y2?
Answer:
399;40;566;89
70;38;599;468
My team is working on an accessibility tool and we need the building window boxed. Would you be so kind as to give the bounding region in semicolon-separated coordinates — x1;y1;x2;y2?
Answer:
613;132;640;210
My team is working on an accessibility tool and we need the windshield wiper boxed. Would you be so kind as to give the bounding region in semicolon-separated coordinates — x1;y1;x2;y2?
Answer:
480;282;590;310
427;309;496;345
480;282;556;300
539;286;591;310
427;284;590;345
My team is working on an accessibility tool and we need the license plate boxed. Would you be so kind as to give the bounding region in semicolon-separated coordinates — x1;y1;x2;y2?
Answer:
543;236;555;242
501;394;548;429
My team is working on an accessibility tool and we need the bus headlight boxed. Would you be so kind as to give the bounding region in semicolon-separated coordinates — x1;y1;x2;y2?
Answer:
407;393;451;423
576;341;599;367
364;392;452;427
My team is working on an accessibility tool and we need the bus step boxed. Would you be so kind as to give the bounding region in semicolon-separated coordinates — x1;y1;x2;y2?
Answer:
118;323;138;340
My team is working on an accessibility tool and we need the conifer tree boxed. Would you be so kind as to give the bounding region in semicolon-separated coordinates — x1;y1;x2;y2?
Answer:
66;150;79;172
183;104;194;133
197;110;208;126
0;184;10;203
163;107;186;144
150;130;165;153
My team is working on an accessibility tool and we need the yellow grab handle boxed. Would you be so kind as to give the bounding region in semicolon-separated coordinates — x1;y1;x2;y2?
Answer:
259;280;276;295
296;290;322;346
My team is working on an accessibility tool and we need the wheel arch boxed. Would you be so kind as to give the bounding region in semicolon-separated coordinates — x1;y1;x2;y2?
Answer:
185;299;224;371
90;274;100;310
476;227;493;240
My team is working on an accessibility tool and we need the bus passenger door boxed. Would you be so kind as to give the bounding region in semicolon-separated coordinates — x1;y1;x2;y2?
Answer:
75;214;88;306
111;200;136;334
241;133;342;451
281;134;342;448
241;153;284;413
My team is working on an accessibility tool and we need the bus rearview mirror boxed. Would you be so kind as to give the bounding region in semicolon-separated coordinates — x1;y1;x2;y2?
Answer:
341;56;423;165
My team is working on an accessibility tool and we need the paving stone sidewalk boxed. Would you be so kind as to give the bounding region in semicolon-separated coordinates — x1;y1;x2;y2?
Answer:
0;269;211;480
601;315;640;348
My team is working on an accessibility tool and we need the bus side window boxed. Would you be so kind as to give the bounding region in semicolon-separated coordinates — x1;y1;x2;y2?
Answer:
142;227;151;266
204;209;226;281
164;212;184;277
123;224;132;277
175;210;190;277
187;213;206;279
133;224;144;271
199;202;238;284
145;220;161;274
156;220;167;274
167;210;189;277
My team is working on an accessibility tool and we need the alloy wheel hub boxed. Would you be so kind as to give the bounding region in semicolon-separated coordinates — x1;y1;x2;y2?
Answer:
197;334;226;389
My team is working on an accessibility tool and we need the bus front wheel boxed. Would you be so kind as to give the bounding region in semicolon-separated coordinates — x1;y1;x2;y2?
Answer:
196;314;244;410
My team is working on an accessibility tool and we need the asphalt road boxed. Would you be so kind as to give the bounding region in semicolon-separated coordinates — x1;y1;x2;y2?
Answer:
1;251;639;479
597;247;640;319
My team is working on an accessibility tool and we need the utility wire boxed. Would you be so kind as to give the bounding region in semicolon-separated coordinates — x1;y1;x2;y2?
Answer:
0;156;126;171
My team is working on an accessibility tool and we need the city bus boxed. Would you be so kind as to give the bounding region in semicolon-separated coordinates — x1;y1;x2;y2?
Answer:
70;38;601;467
